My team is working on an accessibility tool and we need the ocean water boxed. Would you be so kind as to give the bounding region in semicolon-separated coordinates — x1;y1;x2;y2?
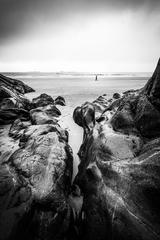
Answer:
5;72;151;107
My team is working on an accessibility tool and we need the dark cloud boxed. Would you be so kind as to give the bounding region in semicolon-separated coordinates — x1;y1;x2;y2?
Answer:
0;0;160;41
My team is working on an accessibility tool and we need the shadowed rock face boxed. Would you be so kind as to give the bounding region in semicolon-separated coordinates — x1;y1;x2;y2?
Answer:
73;59;160;240
32;93;55;108
30;108;58;125
0;77;73;240
0;123;73;240
0;73;34;99
143;58;160;110
9;119;31;139
0;74;35;124
0;98;15;109
0;108;30;124
55;96;66;106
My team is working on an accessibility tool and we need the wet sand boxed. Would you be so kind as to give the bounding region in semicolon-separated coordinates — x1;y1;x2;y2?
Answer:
58;105;83;180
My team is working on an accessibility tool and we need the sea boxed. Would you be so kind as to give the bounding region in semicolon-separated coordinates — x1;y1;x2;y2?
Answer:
3;72;151;108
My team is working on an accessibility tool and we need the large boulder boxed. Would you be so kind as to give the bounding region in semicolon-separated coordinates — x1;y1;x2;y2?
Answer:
0;108;30;124
41;104;61;117
0;81;34;125
0;85;33;110
9;119;31;139
0;73;34;99
143;58;160;109
73;102;95;132
55;96;66;106
30;108;58;125
32;94;55;108
0;123;73;240
134;95;160;138
113;92;121;99
0;98;15;109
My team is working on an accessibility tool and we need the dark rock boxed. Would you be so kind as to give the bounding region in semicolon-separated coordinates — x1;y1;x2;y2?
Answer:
113;92;121;99
134;95;160;138
0;98;15;109
73;102;95;132
143;58;160;110
9;119;31;139
0;85;33;111
32;93;54;108
0;120;73;240
110;96;139;135
30;108;58;125
93;95;109;116
73;110;160;240
0;73;35;99
73;106;83;128
0;108;30;124
144;58;160;98
39;104;61;117
75;146;160;240
123;89;139;96
19;124;69;148
55;96;66;106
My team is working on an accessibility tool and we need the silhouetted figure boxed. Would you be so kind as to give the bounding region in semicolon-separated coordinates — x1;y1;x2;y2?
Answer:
95;75;98;81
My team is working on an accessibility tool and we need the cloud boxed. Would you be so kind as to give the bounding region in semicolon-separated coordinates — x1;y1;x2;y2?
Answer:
0;0;160;41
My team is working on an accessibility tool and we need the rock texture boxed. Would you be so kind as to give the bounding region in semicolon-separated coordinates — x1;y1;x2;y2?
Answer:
0;108;30;124
143;58;160;104
0;74;35;124
0;73;34;99
73;59;160;240
55;96;66;106
0;123;73;240
0;76;74;240
32;93;55;108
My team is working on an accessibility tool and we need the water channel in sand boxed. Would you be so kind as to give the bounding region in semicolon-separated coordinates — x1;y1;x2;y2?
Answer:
58;106;83;181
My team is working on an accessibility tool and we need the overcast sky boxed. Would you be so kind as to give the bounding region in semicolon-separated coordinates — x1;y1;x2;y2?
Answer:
0;0;160;72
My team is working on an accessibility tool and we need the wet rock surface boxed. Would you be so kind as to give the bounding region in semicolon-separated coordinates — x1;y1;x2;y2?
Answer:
0;73;34;97
0;76;74;240
32;93;55;108
55;96;66;106
73;59;160;240
0;108;30;124
0;124;73;240
0;75;34;124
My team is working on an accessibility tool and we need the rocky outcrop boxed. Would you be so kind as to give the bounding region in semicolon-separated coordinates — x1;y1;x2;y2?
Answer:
0;123;73;240
30;108;58;125
0;76;74;240
9;119;31;139
0;98;15;109
32;93;55;107
0;74;35;124
143;58;160;110
73;59;160;240
0;73;34;99
0;108;30;124
55;96;66;106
